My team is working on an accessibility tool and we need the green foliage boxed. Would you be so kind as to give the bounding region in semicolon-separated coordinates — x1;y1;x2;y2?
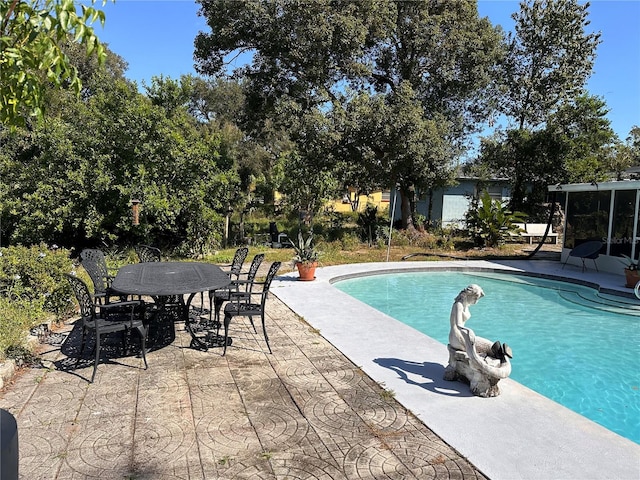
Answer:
475;0;604;214
0;297;44;361
389;228;449;250
465;191;526;248
0;0;108;127
195;1;502;228
0;244;75;360
0;244;75;319
477;94;617;213
618;254;639;271
0;65;236;253
547;94;617;183
279;149;340;222
500;0;601;129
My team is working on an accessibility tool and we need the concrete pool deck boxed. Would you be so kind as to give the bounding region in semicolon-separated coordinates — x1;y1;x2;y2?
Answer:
272;259;640;480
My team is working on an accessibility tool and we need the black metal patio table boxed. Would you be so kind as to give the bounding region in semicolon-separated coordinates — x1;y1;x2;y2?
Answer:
111;262;230;349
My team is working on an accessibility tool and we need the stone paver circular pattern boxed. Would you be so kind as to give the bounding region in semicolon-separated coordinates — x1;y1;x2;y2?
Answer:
0;289;486;480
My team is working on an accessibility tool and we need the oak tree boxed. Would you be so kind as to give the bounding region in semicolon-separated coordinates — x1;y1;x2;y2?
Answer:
194;0;502;227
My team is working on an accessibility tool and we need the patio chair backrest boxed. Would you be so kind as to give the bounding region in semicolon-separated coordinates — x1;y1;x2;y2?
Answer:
244;254;265;293
135;245;162;263
247;254;265;281
66;274;95;321
259;262;281;307
80;249;110;296
229;247;249;280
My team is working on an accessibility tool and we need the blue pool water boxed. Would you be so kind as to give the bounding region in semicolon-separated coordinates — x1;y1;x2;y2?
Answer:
334;271;640;444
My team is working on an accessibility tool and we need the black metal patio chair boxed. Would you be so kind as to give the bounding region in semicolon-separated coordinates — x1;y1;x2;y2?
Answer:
207;246;249;319
134;244;162;263
66;274;148;383
220;261;281;355
209;253;265;325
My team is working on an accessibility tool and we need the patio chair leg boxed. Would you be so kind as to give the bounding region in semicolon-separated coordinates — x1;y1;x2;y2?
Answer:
91;334;101;383
214;297;224;325
137;325;148;370
208;294;224;326
222;314;230;356
261;313;271;354
122;329;129;355
79;327;87;363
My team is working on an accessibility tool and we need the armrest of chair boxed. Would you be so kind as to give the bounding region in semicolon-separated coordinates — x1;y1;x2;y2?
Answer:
228;288;262;302
101;300;144;308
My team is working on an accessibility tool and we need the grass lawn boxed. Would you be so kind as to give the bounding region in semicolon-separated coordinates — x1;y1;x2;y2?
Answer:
203;241;562;275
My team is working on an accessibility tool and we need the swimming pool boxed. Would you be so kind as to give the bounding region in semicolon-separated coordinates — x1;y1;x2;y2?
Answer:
334;271;640;444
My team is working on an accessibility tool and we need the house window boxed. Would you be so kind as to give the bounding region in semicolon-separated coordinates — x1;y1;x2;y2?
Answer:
564;191;611;250
381;190;391;203
485;185;503;201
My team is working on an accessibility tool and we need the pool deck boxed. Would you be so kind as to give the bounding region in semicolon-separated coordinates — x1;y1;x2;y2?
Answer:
272;259;640;480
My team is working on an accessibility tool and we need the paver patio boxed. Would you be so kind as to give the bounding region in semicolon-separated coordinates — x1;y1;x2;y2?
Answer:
0;287;485;479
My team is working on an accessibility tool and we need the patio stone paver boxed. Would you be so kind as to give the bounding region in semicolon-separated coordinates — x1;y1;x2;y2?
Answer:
1;291;486;480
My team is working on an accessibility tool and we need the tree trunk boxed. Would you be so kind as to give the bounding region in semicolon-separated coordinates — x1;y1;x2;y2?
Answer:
399;185;415;229
350;192;360;212
427;188;434;229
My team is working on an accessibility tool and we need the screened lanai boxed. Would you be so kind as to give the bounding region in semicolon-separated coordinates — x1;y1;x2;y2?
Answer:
550;180;640;274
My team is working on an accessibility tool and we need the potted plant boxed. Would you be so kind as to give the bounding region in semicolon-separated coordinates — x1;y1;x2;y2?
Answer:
619;255;640;288
292;231;319;281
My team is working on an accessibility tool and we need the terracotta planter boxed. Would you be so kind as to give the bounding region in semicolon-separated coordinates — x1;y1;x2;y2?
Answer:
624;268;640;288
296;261;317;281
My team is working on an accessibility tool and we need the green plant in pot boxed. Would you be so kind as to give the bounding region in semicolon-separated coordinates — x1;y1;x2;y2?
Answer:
292;231;319;281
619;254;640;288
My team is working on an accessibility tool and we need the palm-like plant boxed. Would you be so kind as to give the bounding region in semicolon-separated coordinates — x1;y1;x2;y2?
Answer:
466;191;526;248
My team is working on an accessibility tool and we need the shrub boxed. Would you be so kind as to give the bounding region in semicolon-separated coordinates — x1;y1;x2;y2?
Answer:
0;297;46;361
339;233;361;250
0;244;75;319
0;244;75;360
390;227;441;249
357;205;383;246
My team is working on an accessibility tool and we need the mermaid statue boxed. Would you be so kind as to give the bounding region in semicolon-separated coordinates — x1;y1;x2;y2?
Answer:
443;284;513;397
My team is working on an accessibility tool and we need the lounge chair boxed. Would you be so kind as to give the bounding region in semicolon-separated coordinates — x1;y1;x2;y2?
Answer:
562;240;603;272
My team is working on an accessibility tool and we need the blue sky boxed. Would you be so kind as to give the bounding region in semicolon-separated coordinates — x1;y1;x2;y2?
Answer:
94;0;639;141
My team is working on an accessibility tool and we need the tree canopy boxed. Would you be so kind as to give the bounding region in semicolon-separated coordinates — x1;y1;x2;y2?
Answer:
194;0;503;227
473;0;608;213
0;44;242;253
499;0;601;130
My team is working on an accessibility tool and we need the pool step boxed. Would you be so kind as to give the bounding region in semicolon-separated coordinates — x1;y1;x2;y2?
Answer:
558;290;640;316
464;271;640;316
